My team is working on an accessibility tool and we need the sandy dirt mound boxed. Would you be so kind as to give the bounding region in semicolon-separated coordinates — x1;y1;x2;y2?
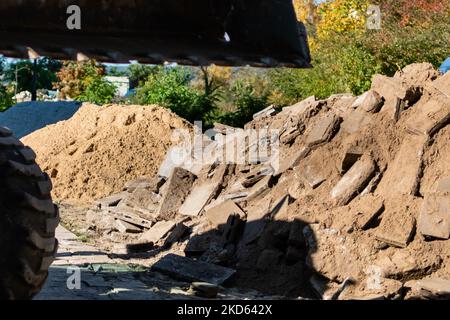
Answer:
22;104;192;205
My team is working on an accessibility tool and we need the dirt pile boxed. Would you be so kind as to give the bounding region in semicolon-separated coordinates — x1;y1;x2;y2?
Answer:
22;104;192;205
65;63;449;300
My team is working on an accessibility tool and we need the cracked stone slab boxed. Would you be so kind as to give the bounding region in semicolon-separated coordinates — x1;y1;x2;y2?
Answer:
330;155;376;206
376;134;428;198
306;113;341;146
405;98;450;137
151;254;236;286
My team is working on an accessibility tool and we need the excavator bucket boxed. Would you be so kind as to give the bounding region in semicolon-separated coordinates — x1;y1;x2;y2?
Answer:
0;0;311;68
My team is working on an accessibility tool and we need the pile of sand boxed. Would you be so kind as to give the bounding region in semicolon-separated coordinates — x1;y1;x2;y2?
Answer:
22;104;192;205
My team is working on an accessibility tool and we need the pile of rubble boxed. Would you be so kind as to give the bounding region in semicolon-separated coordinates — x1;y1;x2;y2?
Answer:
85;63;450;300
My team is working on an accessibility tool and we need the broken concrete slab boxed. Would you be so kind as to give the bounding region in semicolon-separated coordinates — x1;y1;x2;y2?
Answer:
301;164;326;189
152;254;236;286
119;188;160;212
124;177;164;193
165;223;189;245
405;98;450;137
245;174;273;201
179;165;229;217
330;155;376;206
352;194;384;230
140;220;176;244
109;208;154;229
189;282;221;298
371;74;411;121
282;96;318;116
241;197;272;245
115;219;142;234
340;146;364;174
374;249;442;279
270;194;292;222
95;192;129;209
253;105;276;120
351;90;384;113
376;134;427;197
374;203;416;248
113;242;154;254
157;167;196;220
431;71;450;97
306;113;341;146
179;180;220;217
341;109;373;134
418;193;450;239
205;200;246;229
272;145;310;176
221;214;246;244
405;278;450;298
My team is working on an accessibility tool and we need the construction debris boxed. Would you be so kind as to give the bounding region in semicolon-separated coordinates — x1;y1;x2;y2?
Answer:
152;254;236;285
46;63;450;300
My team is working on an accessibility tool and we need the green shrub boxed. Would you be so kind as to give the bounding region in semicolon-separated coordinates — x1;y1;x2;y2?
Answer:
216;81;269;128
133;67;218;123
76;78;117;105
0;86;15;112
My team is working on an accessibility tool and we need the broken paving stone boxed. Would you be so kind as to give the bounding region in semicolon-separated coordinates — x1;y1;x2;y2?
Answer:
115;219;142;234
221;214;246;245
179;180;220;217
179;165;229;217
165;223;189;245
431;71;450;96
241;197;272;245
406;98;450;137
272;145;310;176
351;90;384;113
306;113;341;146
157;167;196;220
151;254;236;286
189;282;221;298
270;194;291;222
352;194;384;230
253;105;276;120
341;109;373;134
119;188;160;212
109;207;154;229
330;155;376;206
282;96;318;117
124;177;164;193
374;203;416;248
371;75;411;121
95;192;129;209
301;164;326;189
374;249;442;279
418;193;450;240
376;134;427;198
405;278;450;298
140;220;176;244
205;200;246;230
185;232;223;256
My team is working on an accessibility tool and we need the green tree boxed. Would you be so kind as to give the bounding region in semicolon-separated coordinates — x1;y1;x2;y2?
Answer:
0;85;15;112
5;58;61;95
127;64;158;89
76;78;117;105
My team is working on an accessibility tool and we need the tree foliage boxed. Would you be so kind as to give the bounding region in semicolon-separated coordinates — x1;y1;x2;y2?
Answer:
4;57;61;94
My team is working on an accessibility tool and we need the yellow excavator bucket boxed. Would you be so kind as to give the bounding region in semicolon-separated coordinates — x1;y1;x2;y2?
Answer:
0;0;311;68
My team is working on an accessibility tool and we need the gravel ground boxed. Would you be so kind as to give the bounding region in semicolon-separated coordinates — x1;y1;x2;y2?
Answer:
0;101;82;138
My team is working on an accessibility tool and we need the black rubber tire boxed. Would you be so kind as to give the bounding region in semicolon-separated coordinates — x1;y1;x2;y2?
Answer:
0;127;59;300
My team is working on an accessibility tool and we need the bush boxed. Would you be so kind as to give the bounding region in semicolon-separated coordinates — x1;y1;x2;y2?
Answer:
215;81;269;128
133;67;218;123
0;86;15;112
76;78;117;105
